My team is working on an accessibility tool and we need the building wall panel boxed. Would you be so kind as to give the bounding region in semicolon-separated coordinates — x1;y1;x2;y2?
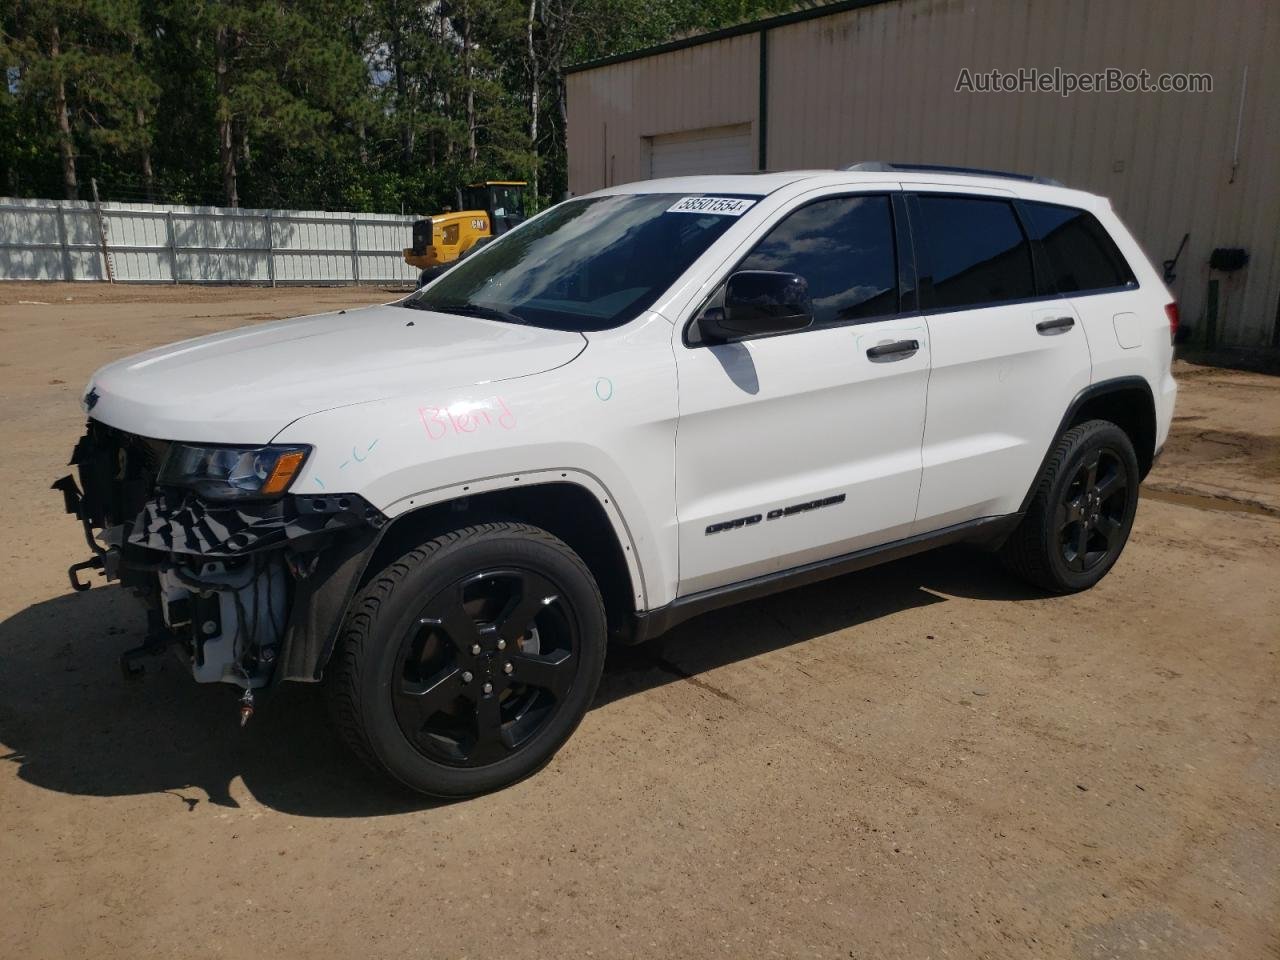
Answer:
567;33;759;192
567;0;1278;347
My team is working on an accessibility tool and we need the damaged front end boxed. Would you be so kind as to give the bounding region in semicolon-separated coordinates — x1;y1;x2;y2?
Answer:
54;420;385;715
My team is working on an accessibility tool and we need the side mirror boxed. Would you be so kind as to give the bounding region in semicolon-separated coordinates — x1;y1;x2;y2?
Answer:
699;270;813;343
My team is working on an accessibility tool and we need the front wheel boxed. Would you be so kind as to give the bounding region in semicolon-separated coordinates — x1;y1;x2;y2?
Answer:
326;522;607;798
1000;419;1140;593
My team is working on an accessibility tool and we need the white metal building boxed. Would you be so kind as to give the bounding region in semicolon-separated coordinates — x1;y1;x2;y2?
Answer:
566;0;1279;349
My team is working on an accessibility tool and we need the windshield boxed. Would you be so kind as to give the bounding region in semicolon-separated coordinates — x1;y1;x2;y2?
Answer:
403;193;752;331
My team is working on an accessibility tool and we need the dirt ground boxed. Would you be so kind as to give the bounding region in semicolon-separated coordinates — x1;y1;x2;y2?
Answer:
1;283;1276;960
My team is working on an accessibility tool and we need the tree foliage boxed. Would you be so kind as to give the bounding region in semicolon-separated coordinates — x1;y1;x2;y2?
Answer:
1;0;800;212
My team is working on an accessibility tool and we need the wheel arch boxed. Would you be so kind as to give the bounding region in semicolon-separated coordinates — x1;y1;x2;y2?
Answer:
356;476;642;648
1065;376;1158;478
1018;375;1158;516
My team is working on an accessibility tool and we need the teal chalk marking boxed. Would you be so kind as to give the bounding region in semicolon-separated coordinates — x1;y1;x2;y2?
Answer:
345;439;379;469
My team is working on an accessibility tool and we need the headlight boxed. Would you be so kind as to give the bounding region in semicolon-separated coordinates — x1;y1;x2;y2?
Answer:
159;443;310;500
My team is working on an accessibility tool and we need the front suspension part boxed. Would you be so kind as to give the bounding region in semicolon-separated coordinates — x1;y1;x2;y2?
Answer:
120;608;177;680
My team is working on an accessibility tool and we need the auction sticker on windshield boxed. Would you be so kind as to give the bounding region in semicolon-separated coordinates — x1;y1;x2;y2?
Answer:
666;196;755;216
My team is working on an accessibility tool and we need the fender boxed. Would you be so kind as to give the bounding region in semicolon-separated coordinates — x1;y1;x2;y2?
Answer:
1016;374;1157;516
275;469;647;683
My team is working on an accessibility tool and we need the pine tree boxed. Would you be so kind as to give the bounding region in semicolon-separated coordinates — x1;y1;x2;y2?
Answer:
2;0;156;200
3;0;800;210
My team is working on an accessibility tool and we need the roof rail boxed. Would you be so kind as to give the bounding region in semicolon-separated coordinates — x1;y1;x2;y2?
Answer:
844;161;1064;188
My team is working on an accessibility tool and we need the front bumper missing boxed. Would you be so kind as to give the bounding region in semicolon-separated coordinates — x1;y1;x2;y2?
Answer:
55;446;388;685
129;486;382;558
55;472;382;573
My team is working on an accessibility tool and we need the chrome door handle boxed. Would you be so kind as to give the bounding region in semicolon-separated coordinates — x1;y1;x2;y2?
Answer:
1036;316;1075;335
866;339;920;362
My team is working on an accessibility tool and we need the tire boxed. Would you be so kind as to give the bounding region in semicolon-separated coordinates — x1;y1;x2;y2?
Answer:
326;522;607;798
1000;419;1141;594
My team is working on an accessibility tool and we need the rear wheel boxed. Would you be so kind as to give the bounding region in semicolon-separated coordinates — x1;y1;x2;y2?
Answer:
326;522;606;797
1000;419;1140;593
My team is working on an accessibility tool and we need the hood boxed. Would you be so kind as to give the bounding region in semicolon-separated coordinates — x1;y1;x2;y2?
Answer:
85;302;586;442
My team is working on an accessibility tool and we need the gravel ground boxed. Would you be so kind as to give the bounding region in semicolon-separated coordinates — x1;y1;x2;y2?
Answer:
1;284;1276;960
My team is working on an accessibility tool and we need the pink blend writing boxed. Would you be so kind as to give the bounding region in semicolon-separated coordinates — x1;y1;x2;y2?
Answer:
419;397;516;440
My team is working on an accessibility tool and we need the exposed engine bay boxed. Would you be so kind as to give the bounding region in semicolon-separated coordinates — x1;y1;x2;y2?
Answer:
54;420;385;722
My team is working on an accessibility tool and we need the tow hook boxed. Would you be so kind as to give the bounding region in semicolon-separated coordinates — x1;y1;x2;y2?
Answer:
239;688;256;728
68;555;104;592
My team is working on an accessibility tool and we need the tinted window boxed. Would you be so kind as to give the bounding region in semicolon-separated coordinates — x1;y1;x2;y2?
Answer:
490;185;525;219
1024;201;1136;293
406;194;745;331
916;196;1035;309
738;195;898;326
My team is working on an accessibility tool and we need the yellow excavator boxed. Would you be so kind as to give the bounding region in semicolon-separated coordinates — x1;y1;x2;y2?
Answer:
404;181;528;287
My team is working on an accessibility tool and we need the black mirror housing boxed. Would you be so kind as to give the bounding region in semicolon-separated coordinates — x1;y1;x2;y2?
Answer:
700;270;813;342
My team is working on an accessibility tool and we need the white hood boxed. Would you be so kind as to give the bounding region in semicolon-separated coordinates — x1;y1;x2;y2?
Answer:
84;302;586;442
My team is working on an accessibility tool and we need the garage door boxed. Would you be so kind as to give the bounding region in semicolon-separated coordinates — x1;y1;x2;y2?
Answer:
648;124;754;178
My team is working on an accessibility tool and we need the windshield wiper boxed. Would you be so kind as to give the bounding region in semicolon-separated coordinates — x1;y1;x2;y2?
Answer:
399;295;435;311
404;297;526;325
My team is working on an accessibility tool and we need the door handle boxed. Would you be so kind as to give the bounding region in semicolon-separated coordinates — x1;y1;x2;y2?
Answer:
866;339;920;362
1036;316;1075;335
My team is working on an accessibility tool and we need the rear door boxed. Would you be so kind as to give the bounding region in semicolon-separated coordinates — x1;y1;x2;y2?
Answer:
1020;199;1152;384
908;189;1092;532
673;190;930;596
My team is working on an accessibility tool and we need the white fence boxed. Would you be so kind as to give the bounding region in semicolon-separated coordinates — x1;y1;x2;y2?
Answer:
0;196;420;285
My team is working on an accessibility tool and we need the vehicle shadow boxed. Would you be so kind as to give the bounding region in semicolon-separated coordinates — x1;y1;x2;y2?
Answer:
594;545;1041;707
0;545;1041;818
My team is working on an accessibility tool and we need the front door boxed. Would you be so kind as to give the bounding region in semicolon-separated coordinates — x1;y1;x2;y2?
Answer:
673;192;931;596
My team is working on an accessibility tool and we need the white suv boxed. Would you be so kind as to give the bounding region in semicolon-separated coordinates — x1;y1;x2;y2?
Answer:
57;163;1178;797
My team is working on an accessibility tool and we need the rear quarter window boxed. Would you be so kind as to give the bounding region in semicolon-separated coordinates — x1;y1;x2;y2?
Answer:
1023;201;1137;293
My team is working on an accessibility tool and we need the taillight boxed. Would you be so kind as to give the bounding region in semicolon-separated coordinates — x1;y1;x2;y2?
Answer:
1165;302;1179;344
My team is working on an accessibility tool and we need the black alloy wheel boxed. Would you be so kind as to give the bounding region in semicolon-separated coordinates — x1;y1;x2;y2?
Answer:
393;568;580;767
1000;419;1141;593
327;522;607;798
1057;448;1130;573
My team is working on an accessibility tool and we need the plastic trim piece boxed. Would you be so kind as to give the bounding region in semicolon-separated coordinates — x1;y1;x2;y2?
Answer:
623;513;1019;645
129;488;384;558
1015;375;1156;516
847;161;1065;188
